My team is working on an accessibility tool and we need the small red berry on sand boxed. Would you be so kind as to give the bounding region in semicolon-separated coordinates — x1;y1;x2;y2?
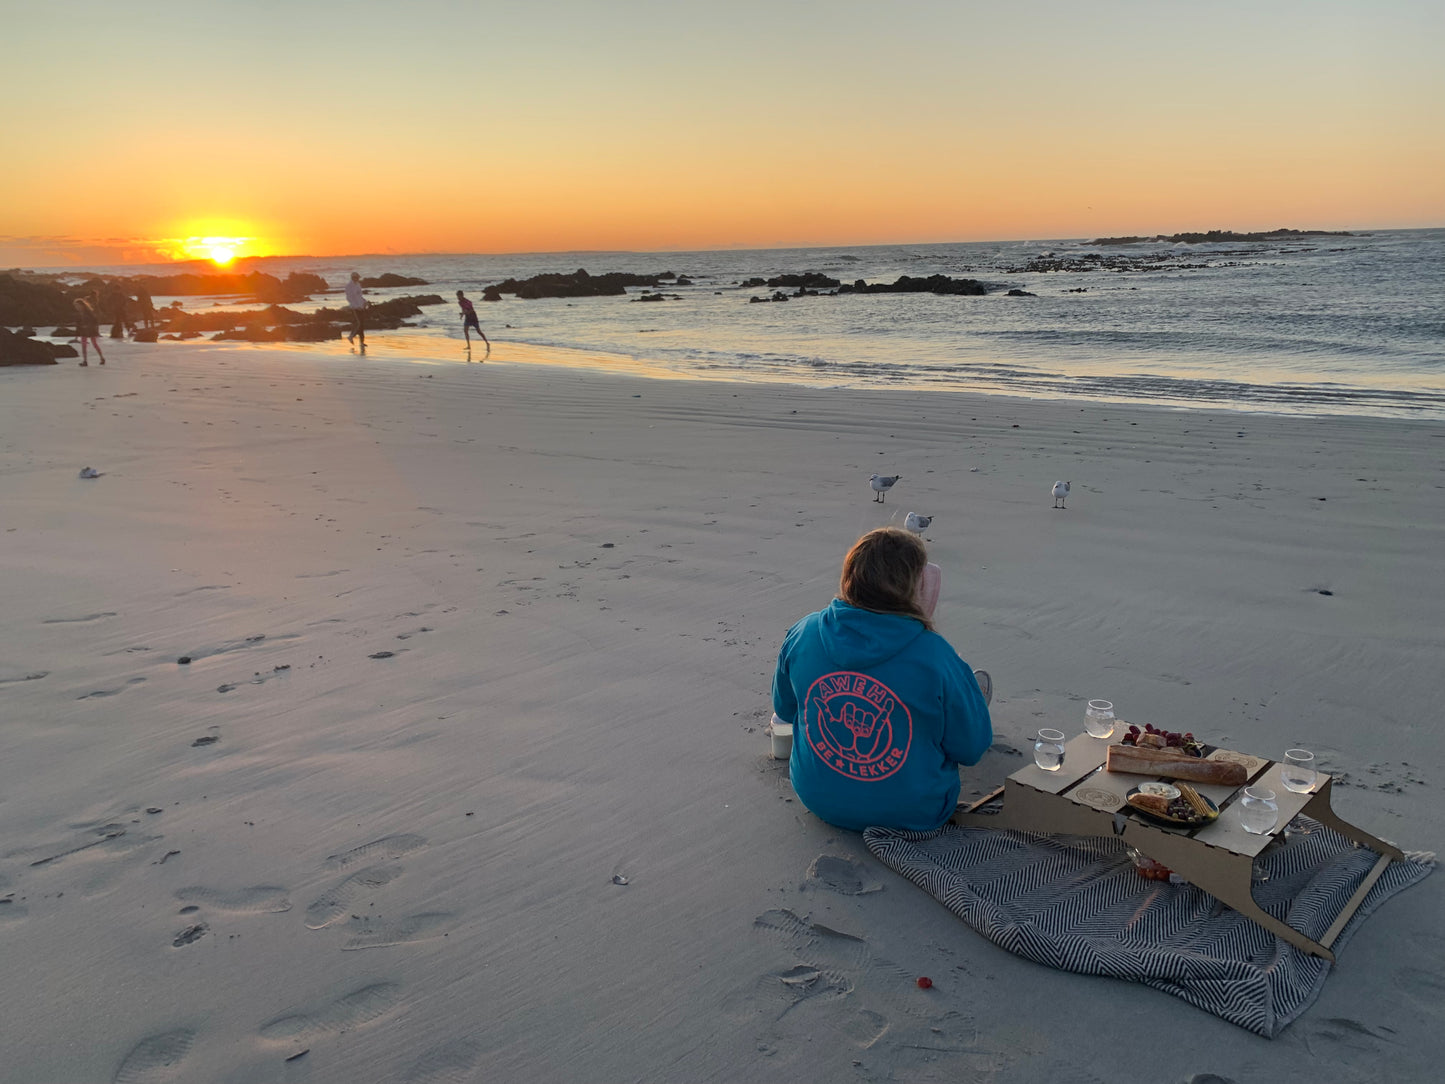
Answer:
916;976;933;989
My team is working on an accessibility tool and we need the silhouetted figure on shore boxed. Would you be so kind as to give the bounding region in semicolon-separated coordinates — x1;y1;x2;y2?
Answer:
345;272;367;346
73;297;106;365
135;286;157;330
457;290;489;358
105;283;131;339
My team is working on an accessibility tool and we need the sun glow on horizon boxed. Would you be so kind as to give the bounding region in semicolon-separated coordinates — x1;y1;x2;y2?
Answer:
154;226;276;266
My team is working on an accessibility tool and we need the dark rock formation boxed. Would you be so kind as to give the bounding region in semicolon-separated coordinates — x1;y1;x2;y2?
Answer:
766;272;841;289
0;273;74;326
0;326;75;365
1006;288;1036;297
1092;228;1355;245
130;270;329;303
837;275;988;296
360;273;430;287
487;268;667;299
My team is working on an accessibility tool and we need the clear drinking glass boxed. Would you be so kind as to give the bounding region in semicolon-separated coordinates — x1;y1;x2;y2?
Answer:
1084;699;1116;739
1281;749;1317;793
1034;729;1066;771
1239;786;1279;835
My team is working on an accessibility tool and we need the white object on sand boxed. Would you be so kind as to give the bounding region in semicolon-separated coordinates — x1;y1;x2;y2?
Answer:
870;473;901;502
1052;480;1071;508
904;512;932;535
768;714;793;760
78;467;101;479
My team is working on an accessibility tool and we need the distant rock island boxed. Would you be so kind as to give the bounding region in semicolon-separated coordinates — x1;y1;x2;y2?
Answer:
1091;228;1356;245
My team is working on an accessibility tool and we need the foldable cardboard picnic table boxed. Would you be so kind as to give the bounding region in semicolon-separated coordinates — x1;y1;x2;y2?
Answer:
953;731;1404;962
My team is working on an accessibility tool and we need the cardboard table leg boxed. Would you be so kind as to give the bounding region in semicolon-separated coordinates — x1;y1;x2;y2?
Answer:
1300;779;1405;861
1119;823;1337;962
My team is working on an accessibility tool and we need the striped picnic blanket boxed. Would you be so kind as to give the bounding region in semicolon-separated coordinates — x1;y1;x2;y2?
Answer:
863;817;1432;1036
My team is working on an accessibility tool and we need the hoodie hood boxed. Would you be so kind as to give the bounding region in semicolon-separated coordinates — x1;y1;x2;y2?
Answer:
817;599;926;669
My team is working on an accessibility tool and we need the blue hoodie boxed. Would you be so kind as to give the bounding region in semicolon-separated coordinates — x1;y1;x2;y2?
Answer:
772;600;992;832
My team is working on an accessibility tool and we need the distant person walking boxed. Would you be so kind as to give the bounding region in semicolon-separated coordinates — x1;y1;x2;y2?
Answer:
73;297;105;365
456;290;489;357
345;272;367;346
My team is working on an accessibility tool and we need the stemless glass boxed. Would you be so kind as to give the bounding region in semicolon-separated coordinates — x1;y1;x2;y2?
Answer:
1084;699;1116;739
1239;786;1279;835
1034;729;1066;771
1281;749;1317;793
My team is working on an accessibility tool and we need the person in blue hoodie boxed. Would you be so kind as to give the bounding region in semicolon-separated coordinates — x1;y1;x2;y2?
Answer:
772;527;992;832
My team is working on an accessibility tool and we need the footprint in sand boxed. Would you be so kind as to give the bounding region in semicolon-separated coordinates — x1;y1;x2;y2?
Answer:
325;833;427;870
174;885;291;913
76;676;147;700
112;1029;195;1084
0;670;49;686
405;1038;485;1084
258;982;403;1042
342;912;452;950
807;854;883;896
20;823;141;869
0;873;25;922
43;612;118;624
305;865;402;929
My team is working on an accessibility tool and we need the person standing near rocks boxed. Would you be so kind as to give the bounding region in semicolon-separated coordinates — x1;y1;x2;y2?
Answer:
456;290;489;357
105;283;131;339
135;285;157;330
345;272;367;346
73;297;106;365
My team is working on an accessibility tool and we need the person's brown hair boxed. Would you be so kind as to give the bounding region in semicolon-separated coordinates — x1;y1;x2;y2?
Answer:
838;527;931;629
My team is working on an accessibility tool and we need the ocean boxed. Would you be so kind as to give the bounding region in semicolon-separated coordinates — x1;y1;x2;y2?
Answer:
90;228;1445;418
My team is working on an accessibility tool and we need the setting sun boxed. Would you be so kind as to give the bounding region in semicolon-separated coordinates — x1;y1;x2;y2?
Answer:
208;244;236;266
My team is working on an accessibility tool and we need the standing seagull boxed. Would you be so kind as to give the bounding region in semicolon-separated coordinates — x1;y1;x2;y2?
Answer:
1052;480;1071;509
904;512;932;535
870;474;901;503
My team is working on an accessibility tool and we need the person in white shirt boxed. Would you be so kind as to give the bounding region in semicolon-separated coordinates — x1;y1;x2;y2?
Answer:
345;272;367;345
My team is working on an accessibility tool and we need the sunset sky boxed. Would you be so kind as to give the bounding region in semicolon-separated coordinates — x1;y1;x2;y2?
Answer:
3;0;1441;266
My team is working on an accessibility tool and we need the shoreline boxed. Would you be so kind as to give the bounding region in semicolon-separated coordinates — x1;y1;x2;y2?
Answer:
37;329;1445;422
2;341;1441;1081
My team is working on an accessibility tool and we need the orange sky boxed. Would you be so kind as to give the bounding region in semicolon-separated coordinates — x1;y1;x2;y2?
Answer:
3;1;1441;266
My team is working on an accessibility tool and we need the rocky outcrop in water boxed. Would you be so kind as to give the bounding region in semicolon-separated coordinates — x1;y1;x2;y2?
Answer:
360;273;430;287
1092;228;1356;245
487;268;667;299
836;275;988;296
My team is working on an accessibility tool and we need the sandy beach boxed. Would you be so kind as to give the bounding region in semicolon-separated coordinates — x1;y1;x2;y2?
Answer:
2;340;1442;1082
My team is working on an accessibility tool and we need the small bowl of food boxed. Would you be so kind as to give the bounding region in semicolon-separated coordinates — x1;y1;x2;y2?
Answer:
1136;781;1180;800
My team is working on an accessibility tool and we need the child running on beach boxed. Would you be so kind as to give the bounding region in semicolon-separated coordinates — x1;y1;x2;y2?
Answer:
72;297;105;366
456;290;490;357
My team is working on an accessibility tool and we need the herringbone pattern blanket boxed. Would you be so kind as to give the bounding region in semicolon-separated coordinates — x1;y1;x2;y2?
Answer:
863;818;1432;1036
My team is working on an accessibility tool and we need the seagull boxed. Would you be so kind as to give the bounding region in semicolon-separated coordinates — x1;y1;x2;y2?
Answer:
1052;480;1071;508
904;512;932;534
870;474;901;503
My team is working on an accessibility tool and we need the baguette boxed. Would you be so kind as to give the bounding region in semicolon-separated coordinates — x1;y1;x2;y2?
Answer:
1106;745;1247;786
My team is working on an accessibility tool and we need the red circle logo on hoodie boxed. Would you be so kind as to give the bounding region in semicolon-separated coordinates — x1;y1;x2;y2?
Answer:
803;671;912;781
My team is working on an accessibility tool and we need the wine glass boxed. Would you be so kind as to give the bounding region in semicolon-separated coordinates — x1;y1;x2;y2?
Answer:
1084;699;1115;739
1239;787;1279;835
1281;749;1317;793
1034;729;1066;771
